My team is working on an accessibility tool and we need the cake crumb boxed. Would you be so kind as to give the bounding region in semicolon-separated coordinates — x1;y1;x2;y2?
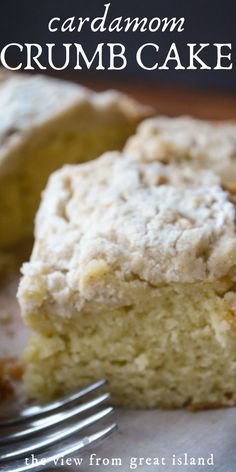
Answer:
0;357;24;401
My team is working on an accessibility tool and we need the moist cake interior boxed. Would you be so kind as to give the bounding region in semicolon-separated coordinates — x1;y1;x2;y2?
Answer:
23;282;236;408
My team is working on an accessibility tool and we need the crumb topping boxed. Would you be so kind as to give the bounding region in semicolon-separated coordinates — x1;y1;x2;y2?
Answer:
0;71;150;176
125;116;236;184
18;151;236;313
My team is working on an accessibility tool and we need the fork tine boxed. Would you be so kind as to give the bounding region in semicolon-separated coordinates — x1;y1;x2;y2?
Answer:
3;423;118;472
0;406;115;462
0;392;111;445
0;379;107;428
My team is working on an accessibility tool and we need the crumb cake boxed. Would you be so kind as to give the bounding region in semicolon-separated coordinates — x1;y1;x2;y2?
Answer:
125;116;236;184
0;71;151;248
18;151;236;408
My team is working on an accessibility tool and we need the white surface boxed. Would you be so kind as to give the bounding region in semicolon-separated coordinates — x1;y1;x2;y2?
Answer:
76;408;236;472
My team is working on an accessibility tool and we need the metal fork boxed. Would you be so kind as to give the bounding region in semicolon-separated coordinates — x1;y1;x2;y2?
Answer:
0;379;117;471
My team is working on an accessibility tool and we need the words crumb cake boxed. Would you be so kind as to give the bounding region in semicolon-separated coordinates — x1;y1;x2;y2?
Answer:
0;71;151;249
18;151;236;408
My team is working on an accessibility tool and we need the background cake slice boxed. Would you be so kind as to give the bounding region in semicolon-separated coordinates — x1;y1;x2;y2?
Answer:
18;151;236;408
0;71;151;249
125;116;236;184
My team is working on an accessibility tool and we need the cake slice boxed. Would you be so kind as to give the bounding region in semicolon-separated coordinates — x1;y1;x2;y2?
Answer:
0;71;151;249
125;116;236;184
18;151;236;408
